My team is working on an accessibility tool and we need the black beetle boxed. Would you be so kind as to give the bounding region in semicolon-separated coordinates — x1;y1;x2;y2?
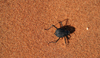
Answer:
45;21;71;44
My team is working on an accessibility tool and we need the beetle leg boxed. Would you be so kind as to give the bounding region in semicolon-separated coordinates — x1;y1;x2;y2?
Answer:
45;25;57;30
64;37;66;44
66;36;69;43
59;22;63;27
68;34;71;38
65;19;68;25
49;37;60;43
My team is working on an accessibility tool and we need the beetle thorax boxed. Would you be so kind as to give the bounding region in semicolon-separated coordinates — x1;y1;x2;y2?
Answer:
55;28;67;37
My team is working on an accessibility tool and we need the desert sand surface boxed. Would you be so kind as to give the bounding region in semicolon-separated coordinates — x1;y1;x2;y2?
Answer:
0;0;100;58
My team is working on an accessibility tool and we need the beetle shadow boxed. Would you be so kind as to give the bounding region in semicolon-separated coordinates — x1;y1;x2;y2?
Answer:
62;25;75;34
59;19;76;44
60;19;75;34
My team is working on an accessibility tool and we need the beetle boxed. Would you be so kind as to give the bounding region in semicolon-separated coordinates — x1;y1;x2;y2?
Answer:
45;21;70;44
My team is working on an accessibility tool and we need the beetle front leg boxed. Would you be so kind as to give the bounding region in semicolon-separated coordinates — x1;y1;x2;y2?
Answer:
45;25;58;30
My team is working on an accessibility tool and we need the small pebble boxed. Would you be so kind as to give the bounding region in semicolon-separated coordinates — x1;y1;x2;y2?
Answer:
86;27;89;30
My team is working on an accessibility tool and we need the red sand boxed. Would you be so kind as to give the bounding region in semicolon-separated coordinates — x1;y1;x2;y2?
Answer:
1;0;100;58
